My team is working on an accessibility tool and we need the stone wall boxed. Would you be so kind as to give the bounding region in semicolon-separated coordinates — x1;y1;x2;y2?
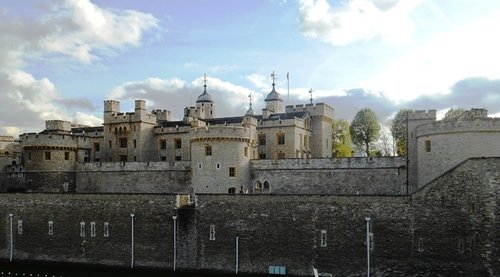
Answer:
410;157;500;276
0;158;497;276
75;162;191;193
415;119;500;186
251;157;407;195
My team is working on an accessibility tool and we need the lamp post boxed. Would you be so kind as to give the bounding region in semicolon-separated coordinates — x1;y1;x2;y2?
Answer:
9;213;13;262
172;215;177;271
365;217;371;277
130;213;135;269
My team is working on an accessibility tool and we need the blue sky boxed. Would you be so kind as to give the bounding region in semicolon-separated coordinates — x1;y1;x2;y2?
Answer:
1;0;500;136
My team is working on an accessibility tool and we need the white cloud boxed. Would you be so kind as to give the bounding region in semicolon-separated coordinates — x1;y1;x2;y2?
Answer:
246;74;268;89
73;112;102;126
0;0;159;136
361;12;500;102
298;0;423;45
40;0;158;63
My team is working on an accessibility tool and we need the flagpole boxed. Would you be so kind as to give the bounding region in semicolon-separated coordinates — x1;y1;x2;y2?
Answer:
287;72;290;103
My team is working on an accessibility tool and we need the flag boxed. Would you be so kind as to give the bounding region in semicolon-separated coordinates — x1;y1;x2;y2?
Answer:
287;72;289;81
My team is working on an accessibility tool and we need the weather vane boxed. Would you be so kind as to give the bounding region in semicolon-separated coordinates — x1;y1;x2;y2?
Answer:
248;93;253;109
309;88;313;104
271;71;276;86
203;74;207;89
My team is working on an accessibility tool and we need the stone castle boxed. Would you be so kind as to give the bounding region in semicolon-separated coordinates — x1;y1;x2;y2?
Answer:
1;75;499;276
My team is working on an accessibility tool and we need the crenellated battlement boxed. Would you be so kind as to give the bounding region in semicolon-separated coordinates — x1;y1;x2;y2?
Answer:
285;102;334;118
407;109;437;121
189;125;252;142
104;100;120;113
416;117;500;137
45;120;72;132
152;109;172;121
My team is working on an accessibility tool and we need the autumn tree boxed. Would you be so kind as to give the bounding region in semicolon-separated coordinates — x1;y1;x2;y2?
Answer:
332;119;353;157
443;108;466;120
391;109;409;155
350;108;380;157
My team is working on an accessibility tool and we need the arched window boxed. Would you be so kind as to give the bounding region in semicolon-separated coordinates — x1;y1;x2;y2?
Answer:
263;181;270;193
228;187;236;194
255;181;262;193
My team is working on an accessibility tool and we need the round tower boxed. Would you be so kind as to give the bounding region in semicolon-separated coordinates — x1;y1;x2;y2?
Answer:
196;74;215;119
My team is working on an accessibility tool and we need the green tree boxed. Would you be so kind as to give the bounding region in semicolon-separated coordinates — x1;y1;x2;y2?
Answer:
331;119;353;157
443;108;466;120
391;109;409;156
350;108;380;157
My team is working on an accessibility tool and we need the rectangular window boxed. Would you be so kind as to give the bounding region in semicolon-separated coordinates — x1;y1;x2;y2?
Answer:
277;152;286;159
64;152;70;160
160;139;167;149
209;224;216;241
216;163;220;169
320;230;327;247
229;167;235;177
27;152;32;160
277;133;285;145
80;222;85;237
44;151;51;160
258;134;266;145
103;222;109;237
90;222;96;237
161;156;167;161
205;145;212;156
109;140;112;148
94;142;100;152
175;138;182;149
120;137;128;148
244;147;248;157
133;139;137;148
458;239;465;253
259;153;266;159
198;163;202;169
175;156;182;161
425;139;431;153
18;220;23;235
418;238;424;252
48;221;53;236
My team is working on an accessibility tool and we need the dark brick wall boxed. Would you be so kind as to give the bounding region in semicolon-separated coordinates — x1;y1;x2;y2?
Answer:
0;159;498;276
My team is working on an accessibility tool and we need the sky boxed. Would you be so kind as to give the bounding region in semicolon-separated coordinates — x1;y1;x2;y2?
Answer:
1;0;500;137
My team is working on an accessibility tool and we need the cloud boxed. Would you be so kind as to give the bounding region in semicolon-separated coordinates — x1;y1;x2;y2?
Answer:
361;11;500;102
404;77;500;115
40;0;158;63
0;0;159;136
298;0;422;46
106;76;258;120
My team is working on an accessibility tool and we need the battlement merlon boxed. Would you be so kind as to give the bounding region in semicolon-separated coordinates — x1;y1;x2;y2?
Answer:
407;109;437;121
152;109;172;121
285;102;335;119
104;100;120;113
45;120;73;132
0;136;15;142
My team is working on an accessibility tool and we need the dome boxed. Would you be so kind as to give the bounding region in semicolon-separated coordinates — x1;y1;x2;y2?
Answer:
245;107;255;116
264;87;282;102
196;88;214;103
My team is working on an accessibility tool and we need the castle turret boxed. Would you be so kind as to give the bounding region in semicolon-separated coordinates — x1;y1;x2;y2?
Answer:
195;74;215;119
262;71;284;118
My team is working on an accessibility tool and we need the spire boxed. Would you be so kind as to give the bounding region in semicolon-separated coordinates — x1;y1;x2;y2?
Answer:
245;93;255;116
309;88;313;104
196;73;214;103
203;73;207;92
271;70;276;89
264;70;283;102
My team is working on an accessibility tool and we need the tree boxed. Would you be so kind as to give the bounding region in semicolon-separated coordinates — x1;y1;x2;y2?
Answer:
331;119;353;157
391;109;409;156
350;108;380;157
443;108;466;120
376;125;394;156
